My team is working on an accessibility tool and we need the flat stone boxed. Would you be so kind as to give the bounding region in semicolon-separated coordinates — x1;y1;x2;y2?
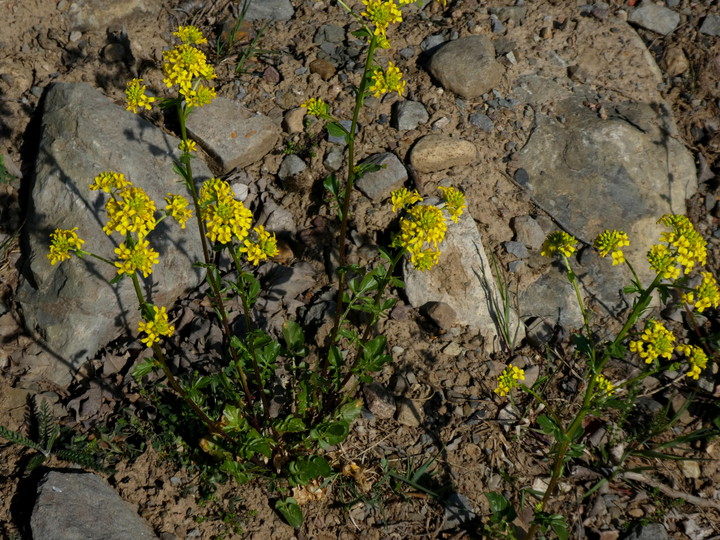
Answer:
278;154;306;181
15;83;209;386
700;14;720;37
628;3;680;35
282;107;305;133
392;100;429;131
427;36;504;99
503;240;528;259
186;97;280;174
511;215;546;250
623;523;670;540
520;270;583;331
323;146;344;171
395;398;424;427
442;493;476;530
408;134;476;173
469;112;494;132
363;382;396;420
423;301;457;330
31;471;157;540
68;0;156;31
309;58;336;81
355;152;408;201
244;0;294;21
403;208;524;349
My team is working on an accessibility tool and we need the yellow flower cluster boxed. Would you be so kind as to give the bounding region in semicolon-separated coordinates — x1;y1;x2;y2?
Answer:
125;78;156;114
390;187;466;271
138;305;175;346
90;171;130;193
361;0;402;36
301;97;329;117
162;40;217;106
103;185;158;238
594;229;629;266
648;215;707;280
114;237;159;278
682;271;720;313
594;374;614;397
369;61;405;98
541;231;577;258
47;227;85;265
198;177;252;244
676;344;708;380
173;25;208;45
164;194;193;229
178;139;197;154
494;364;525;397
240;226;280;266
629;320;675;364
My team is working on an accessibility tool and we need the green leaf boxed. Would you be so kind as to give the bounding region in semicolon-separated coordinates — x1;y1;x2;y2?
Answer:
323;173;339;197
132;357;159;379
275;415;306;434
282;320;306;354
275;497;303;529
536;415;566;443
352;28;371;39
484;492;517;521
363;335;387;362
326;121;348;137
220;460;252;484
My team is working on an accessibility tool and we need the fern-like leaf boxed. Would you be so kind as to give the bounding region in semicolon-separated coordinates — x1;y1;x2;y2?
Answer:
54;449;111;473
0;424;45;453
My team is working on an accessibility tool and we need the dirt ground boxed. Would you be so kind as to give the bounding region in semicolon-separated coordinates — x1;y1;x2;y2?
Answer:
1;0;720;538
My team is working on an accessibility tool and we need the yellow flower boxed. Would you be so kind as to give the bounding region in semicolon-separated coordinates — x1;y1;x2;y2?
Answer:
138;305;175;347
657;215;707;274
594;230;629;266
199;177;252;244
676;344;708;380
103;186;157;238
47;227;84;265
162;43;216;93
595;374;614;397
682;271;720;313
394;204;448;271
628;320;676;365
125;78;156;114
369;61;405;98
647;243;680;280
438;186;466;223
184;83;216;108
541;231;577;258
390;188;422;212
301;97;329;117
408;247;440;271
240;226;279;265
178;139;197;154
114;237;159;278
361;0;402;36
173;25;208;45
164;194;192;229
494;364;525;397
90;171;130;193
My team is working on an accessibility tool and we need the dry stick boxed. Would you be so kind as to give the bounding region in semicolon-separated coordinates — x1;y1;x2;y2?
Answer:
619;471;720;510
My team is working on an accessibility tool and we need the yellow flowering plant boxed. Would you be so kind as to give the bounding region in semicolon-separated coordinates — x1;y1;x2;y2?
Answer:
490;216;719;540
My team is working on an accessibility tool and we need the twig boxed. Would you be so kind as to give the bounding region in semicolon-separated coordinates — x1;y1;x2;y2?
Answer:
619;471;720;510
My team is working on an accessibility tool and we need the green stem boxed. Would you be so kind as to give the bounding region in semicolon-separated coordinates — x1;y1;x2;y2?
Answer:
325;34;379;373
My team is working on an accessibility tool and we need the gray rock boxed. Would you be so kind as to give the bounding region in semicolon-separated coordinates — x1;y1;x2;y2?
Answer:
355;152;408;202
68;0;157;31
628;3;680;35
420;33;446;52
700;14;720;37
427;36;504;99
442;493;476;530
15;83;208;386
363;382;396;420
31;471;157;540
327;119;357;145
186;97;280;174
314;24;345;44
323;146;344;171
520;270;584;332
258;195;297;234
424;301;457;330
517;96;696;312
469;112;494;132
488;6;527;25
403;209;524;350
503;241;529;259
244;0;294;21
258;262;317;314
392;100;429;131
409;134;476;173
621;522;670;540
278;154;307;181
511;215;546;250
395;398;424;427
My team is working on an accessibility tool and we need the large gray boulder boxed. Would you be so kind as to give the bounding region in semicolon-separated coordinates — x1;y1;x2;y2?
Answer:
15;83;210;385
31;471;157;540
